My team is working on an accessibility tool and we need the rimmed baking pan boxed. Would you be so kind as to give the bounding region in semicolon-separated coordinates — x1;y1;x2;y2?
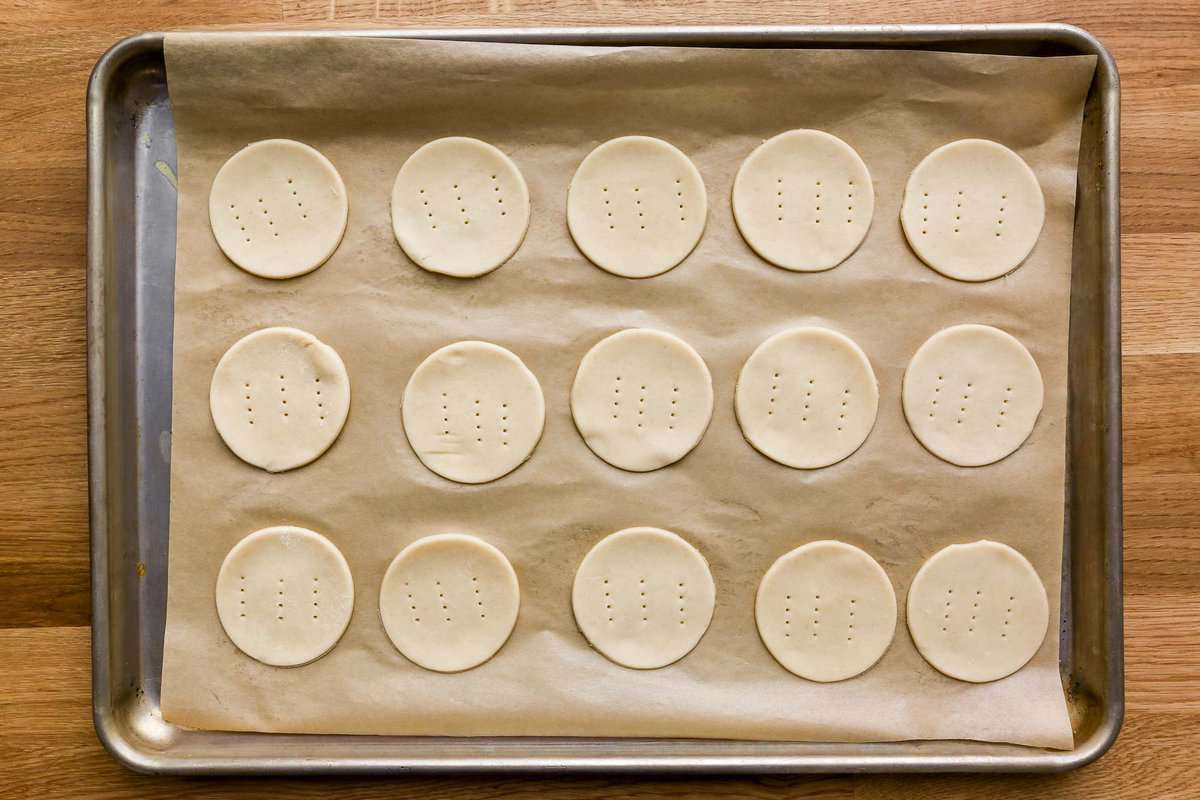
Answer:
87;24;1120;774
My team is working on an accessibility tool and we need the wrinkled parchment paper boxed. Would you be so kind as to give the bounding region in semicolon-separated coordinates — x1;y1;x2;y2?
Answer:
160;33;1095;749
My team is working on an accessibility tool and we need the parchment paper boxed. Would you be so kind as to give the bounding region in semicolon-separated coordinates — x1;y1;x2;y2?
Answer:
160;33;1095;749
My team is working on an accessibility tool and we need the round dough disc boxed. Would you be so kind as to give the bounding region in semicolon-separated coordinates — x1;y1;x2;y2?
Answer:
567;136;707;278
735;327;879;469
402;341;545;484
571;329;713;472
215;526;354;667
906;540;1049;682
755;541;896;682
572;527;715;669
390;137;531;278
210;327;351;472
902;324;1043;467
208;139;348;279
379;533;520;672
900;139;1045;282
732;129;874;272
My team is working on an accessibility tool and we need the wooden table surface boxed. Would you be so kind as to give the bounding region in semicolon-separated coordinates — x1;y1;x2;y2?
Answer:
2;0;1197;796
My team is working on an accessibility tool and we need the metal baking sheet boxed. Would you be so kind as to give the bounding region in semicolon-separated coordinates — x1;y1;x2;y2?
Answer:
86;24;1122;774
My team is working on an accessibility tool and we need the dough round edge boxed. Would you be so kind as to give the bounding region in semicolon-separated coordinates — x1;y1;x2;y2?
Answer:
389;137;531;278
731;129;875;273
899;139;1045;283
208;139;349;280
215;525;355;667
733;326;880;469
754;540;897;682
401;340;547;484
208;325;352;473
905;539;1050;683
900;323;1044;467
569;328;715;473
378;533;521;673
571;526;716;669
566;136;708;279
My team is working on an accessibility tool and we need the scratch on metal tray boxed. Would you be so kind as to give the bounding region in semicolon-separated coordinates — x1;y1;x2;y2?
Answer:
154;160;178;191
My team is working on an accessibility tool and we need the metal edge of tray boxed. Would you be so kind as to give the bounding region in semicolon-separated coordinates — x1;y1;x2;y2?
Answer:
86;23;1122;775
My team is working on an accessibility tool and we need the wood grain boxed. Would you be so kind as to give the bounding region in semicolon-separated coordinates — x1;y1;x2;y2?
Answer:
1;0;1197;796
